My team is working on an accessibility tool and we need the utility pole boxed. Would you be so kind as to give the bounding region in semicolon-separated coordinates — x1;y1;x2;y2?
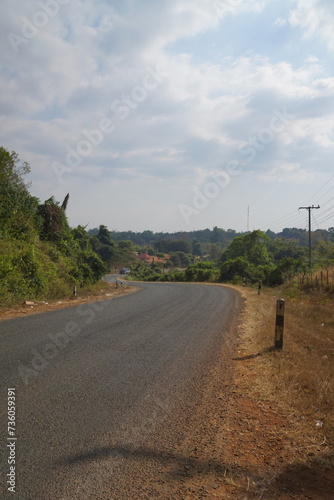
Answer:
298;205;320;269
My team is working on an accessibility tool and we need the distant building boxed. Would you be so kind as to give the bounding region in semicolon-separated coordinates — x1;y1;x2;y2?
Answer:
138;253;151;261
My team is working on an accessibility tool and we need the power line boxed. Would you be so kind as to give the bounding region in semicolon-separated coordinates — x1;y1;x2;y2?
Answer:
264;209;306;231
303;174;334;206
257;172;334;233
298;205;320;269
317;185;334;204
317;211;334;225
268;213;308;232
312;214;330;245
317;203;334;220
318;195;334;210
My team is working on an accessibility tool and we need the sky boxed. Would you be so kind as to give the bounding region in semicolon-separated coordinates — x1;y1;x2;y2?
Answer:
1;0;334;234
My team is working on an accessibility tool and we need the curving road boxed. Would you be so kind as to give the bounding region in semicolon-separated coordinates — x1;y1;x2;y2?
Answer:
0;280;242;499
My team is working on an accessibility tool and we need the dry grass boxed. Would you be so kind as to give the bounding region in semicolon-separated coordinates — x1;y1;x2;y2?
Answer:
236;283;334;462
204;282;334;498
297;267;334;293
257;288;334;437
277;296;334;416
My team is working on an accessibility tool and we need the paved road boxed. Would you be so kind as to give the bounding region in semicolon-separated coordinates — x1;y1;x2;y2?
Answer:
0;281;241;499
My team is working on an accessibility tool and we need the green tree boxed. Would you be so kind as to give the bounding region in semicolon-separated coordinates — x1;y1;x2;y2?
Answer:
38;196;74;246
118;240;135;251
220;257;256;283
170;253;182;267
192;240;203;256
222;230;271;266
97;225;112;245
72;225;92;252
268;238;306;262
0;147;39;239
170;251;192;267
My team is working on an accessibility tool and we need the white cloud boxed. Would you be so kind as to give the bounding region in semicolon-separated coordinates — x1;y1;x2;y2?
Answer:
1;0;334;231
274;17;288;27
257;162;316;183
288;0;334;50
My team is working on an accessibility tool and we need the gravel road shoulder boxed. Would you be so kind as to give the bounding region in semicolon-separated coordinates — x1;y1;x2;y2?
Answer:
0;280;139;322
176;285;334;500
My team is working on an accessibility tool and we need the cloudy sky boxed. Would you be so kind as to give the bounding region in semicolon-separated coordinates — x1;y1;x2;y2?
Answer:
2;0;334;233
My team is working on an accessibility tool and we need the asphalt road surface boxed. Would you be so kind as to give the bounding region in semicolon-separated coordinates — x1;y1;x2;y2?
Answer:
0;281;241;499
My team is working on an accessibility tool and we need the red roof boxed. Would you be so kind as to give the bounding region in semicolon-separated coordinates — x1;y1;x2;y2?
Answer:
138;253;150;260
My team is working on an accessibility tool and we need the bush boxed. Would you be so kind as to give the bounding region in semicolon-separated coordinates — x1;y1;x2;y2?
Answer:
185;261;218;282
265;268;284;287
220;257;256;283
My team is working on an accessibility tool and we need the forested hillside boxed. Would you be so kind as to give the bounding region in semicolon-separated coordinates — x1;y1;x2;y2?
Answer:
89;226;334;255
0;148;134;306
125;228;334;285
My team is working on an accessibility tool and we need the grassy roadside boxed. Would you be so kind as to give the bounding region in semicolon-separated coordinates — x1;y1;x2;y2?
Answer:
218;283;334;499
0;278;139;321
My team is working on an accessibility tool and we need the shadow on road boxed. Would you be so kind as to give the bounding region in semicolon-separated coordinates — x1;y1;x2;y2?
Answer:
56;446;334;498
56;444;228;476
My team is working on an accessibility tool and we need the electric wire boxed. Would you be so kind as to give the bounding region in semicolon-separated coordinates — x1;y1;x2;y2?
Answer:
311;214;330;245
303;174;334;206
317;204;334;220
256;174;334;233
263;210;307;232
316;211;334;225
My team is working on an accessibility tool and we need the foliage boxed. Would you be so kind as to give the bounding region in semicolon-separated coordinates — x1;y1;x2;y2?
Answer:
169;251;192;267
0;147;40;240
93;226;244;251
192;240;203;257
118;240;135;251
38;196;73;244
185;261;219;282
108;226;334;288
70;251;106;285
0;147;110;306
222;230;271;266
220;257;256;284
91;226;138;270
98;226;334;258
0;240;72;306
268;238;307;262
72;225;92;252
155;239;192;254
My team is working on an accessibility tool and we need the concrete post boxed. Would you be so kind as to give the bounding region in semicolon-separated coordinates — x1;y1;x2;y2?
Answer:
275;299;285;350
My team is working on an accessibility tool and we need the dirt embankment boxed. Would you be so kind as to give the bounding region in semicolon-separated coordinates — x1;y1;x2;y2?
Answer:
0;279;139;322
176;285;334;499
